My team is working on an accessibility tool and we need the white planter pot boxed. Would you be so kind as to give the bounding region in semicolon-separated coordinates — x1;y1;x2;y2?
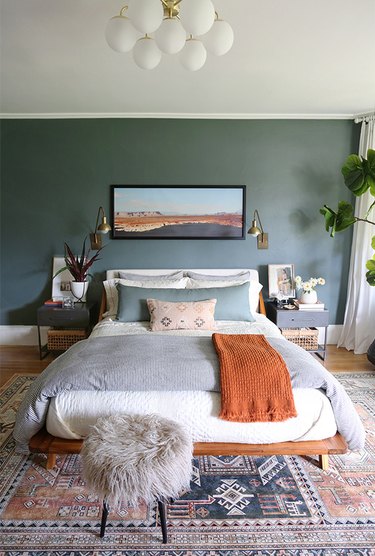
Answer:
70;281;89;302
299;290;318;304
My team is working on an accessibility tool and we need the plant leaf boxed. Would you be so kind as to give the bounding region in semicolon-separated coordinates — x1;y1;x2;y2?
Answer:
320;202;356;236
366;235;375;286
335;201;357;232
341;154;366;195
320;205;336;236
367;149;375;195
367;148;375;174
342;148;375;197
52;266;69;280
366;263;375;286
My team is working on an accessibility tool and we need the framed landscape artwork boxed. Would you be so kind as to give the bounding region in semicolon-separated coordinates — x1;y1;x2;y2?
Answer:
268;264;295;299
111;186;246;239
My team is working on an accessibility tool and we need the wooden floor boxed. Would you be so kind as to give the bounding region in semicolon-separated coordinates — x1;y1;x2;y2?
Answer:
0;344;373;388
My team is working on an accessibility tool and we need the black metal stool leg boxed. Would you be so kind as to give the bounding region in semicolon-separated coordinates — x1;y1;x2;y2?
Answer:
157;499;168;544
100;499;109;538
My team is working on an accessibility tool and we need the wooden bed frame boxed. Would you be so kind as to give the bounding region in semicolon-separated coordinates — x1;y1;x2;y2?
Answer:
30;428;346;471
28;269;348;470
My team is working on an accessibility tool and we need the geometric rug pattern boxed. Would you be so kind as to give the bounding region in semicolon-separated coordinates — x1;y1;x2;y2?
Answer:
0;372;374;555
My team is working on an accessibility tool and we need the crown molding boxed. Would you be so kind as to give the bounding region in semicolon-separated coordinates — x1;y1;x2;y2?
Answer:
0;112;356;120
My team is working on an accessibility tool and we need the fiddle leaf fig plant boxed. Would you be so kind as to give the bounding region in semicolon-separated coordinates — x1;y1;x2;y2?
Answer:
320;148;375;286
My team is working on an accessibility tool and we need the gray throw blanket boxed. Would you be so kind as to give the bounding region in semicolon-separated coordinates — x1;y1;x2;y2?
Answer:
13;335;365;453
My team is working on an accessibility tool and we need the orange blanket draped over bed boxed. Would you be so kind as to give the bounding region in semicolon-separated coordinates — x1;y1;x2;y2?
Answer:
212;333;297;422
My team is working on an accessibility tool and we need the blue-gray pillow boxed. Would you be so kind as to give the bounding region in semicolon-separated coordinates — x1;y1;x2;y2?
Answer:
116;282;254;322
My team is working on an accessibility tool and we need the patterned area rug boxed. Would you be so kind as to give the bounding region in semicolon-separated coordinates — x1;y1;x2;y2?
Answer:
0;372;374;555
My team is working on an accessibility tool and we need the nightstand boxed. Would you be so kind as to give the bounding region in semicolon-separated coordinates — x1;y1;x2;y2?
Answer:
37;302;95;359
266;302;329;360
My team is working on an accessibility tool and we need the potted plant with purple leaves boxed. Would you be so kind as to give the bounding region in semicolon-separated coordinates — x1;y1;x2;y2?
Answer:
54;238;102;301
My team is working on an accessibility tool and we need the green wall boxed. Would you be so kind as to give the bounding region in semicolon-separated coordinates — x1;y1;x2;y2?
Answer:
0;118;358;325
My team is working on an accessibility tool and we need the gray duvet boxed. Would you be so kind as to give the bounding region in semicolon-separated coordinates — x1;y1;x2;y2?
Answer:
13;334;365;453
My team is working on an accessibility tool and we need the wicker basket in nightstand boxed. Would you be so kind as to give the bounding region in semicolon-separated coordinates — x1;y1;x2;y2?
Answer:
281;327;319;350
47;329;87;351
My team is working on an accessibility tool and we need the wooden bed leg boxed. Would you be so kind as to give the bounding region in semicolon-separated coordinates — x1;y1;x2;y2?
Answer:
46;453;56;469
319;454;329;471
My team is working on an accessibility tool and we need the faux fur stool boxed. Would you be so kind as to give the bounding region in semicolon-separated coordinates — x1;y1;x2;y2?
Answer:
81;413;193;543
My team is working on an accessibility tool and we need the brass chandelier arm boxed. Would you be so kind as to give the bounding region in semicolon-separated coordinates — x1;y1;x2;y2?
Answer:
161;0;182;18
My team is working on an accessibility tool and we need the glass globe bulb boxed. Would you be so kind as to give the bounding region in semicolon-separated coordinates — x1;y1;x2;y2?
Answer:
179;39;207;71
127;0;164;34
204;19;234;56
155;18;186;54
133;36;162;70
105;15;139;53
179;0;215;36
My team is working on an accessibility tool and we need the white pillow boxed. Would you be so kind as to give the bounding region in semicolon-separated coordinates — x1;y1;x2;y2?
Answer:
103;277;189;318
118;271;184;281
185;277;263;316
186;271;251;281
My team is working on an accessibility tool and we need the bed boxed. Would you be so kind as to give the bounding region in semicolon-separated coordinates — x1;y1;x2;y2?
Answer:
17;269;364;471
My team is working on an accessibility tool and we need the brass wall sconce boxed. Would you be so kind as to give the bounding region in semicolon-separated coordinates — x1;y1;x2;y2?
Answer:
90;206;111;250
247;209;268;249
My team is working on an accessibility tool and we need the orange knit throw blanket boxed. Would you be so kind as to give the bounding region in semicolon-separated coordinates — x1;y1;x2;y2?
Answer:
212;333;297;422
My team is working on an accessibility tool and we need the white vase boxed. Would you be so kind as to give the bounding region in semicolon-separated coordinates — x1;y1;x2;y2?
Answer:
299;290;318;304
70;281;89;302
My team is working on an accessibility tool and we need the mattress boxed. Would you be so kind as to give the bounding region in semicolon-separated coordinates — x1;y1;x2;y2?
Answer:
46;388;337;443
45;316;338;443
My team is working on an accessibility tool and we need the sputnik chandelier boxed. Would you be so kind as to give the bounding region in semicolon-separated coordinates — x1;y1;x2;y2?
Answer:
105;0;233;71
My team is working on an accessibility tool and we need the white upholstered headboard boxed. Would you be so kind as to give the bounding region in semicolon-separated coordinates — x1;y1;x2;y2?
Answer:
106;269;260;281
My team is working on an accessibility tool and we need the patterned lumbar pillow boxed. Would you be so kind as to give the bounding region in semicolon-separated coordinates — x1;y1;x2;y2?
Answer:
147;298;217;331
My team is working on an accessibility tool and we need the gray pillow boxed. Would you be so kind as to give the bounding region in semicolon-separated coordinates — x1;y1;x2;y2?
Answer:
186;271;250;281
118;271;184;281
116;282;254;322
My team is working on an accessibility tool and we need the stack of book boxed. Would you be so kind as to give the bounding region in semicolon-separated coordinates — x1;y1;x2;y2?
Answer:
44;299;63;307
293;299;324;310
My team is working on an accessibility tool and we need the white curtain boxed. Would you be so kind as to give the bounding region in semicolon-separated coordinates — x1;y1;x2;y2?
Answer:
337;115;375;353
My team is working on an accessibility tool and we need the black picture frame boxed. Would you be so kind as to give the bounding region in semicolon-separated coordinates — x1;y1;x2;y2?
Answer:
111;185;246;239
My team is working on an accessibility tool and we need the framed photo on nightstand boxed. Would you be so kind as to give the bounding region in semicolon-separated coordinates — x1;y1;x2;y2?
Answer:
51;257;75;302
268;263;295;299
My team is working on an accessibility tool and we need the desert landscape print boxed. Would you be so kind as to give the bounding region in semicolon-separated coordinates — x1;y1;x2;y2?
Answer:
112;187;245;239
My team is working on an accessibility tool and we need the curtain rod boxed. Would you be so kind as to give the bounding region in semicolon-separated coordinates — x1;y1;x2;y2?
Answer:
354;111;375;124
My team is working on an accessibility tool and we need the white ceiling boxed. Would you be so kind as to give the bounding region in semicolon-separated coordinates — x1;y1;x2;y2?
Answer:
1;0;375;118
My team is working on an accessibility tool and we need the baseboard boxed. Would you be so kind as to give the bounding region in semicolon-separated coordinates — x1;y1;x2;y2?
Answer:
0;324;343;346
326;325;342;345
0;325;48;346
